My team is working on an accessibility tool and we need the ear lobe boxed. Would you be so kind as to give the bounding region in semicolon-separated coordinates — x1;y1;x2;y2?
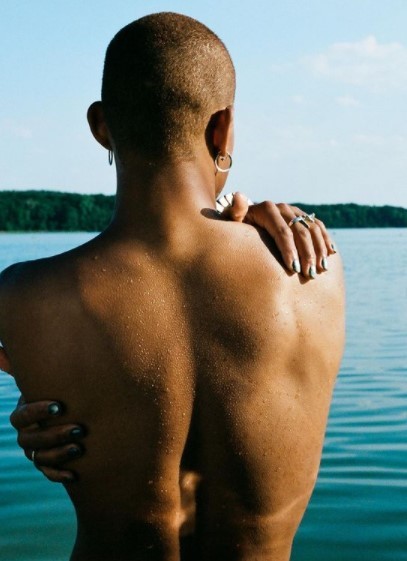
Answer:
87;101;112;150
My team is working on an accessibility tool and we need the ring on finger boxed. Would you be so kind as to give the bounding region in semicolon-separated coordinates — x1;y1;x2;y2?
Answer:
31;450;37;464
288;215;310;229
302;212;316;225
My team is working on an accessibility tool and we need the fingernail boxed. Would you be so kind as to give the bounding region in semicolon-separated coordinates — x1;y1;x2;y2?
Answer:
70;427;84;438
48;402;61;416
331;243;337;253
292;259;301;273
67;447;81;458
309;265;316;279
322;257;329;271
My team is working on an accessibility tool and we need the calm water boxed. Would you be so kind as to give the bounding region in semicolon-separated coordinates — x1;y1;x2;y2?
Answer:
0;230;406;560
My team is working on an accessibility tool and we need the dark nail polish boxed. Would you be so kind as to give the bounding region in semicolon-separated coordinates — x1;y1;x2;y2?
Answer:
48;403;61;416
67;447;81;458
322;257;328;271
292;259;301;273
309;265;316;279
70;427;84;438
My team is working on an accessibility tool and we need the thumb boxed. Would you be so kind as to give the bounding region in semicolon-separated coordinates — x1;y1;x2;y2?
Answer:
222;192;249;222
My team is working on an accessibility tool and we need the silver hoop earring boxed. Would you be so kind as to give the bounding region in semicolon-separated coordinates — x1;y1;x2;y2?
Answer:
108;150;113;166
214;151;233;173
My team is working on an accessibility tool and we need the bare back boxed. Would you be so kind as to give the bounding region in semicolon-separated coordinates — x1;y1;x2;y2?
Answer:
0;216;344;561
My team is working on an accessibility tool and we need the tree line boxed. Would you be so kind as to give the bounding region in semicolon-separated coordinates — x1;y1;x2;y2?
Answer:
0;191;114;232
0;190;406;231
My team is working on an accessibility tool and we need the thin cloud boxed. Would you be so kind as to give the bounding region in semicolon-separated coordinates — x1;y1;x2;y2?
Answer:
303;35;407;90
352;133;407;151
353;133;386;146
291;94;305;104
1;120;33;139
335;95;360;107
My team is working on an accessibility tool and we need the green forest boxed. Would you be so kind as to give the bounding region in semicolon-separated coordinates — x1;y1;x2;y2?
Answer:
0;190;406;231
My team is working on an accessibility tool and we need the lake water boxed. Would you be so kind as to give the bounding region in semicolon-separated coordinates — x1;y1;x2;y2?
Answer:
0;230;406;560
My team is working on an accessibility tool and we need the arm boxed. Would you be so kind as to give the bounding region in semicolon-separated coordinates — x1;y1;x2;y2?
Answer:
1;344;84;483
9;195;337;483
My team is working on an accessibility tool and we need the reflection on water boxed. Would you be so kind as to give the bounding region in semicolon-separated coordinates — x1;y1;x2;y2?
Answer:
0;230;406;560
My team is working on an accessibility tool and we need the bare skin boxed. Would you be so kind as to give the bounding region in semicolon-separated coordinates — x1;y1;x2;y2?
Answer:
0;100;344;560
5;196;337;486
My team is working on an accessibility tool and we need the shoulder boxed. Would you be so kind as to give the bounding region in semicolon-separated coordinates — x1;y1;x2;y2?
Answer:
0;261;32;343
0;261;31;302
200;220;285;282
0;254;78;320
203;218;344;301
198;219;343;305
194;219;345;354
0;260;46;322
0;258;52;296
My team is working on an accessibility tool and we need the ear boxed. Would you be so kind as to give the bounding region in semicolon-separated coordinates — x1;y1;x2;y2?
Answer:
87;101;112;150
208;105;234;157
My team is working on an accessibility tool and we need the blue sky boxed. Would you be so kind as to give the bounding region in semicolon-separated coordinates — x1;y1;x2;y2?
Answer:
1;0;406;206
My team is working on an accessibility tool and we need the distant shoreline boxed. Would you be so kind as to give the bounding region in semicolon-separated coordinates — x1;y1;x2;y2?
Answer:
0;190;406;231
2;228;406;235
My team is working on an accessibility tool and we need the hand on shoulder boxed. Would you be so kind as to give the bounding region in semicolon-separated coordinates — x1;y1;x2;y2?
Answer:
217;193;337;279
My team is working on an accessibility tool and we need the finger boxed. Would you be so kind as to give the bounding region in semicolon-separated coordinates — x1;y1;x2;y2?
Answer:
290;222;317;278
308;223;329;272
23;449;76;482
30;443;84;467
18;423;86;451
289;207;337;257
38;466;76;484
10;400;63;430
315;218;337;255
222;192;249;222
245;202;300;272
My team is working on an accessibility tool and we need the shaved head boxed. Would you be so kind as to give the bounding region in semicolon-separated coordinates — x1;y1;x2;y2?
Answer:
101;12;236;160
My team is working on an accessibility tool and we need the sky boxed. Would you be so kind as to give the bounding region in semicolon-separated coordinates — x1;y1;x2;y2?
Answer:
1;0;406;207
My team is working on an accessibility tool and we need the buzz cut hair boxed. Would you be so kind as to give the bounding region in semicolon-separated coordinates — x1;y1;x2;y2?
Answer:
101;12;236;159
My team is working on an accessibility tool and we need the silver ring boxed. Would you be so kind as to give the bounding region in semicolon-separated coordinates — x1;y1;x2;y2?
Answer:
288;215;310;229
31;450;37;463
302;213;316;224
